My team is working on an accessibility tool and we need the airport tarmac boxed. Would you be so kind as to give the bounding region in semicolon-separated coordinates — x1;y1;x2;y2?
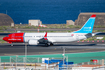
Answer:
0;43;105;56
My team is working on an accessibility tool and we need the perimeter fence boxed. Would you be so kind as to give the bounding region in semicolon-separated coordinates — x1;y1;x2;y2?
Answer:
0;56;105;70
0;56;105;64
0;57;64;63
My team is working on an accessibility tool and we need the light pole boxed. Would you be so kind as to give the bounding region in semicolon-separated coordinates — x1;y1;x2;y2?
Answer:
38;26;39;32
16;55;18;69
62;47;65;67
25;43;27;63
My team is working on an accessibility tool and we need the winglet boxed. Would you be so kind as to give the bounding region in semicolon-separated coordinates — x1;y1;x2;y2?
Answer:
44;32;47;40
91;14;96;18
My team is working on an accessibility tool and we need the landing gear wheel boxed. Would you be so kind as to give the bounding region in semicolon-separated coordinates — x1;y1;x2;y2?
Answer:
45;43;49;47
50;43;53;46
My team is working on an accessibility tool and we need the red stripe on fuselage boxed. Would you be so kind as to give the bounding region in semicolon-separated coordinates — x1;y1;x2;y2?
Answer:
7;33;24;43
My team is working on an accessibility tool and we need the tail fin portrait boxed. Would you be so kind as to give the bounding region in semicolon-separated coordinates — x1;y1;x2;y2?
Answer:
73;14;96;33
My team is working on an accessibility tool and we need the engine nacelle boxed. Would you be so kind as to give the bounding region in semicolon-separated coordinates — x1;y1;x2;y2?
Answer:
28;40;39;45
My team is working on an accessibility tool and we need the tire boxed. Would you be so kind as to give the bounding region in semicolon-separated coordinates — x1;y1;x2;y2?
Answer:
11;44;13;47
50;43;53;46
45;43;49;47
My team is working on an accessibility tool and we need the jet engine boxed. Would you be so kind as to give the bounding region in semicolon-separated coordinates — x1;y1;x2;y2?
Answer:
28;40;39;45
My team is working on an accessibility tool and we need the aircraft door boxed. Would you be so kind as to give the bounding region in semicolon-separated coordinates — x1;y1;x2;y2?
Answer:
76;34;79;40
11;34;15;38
11;33;17;42
67;34;71;39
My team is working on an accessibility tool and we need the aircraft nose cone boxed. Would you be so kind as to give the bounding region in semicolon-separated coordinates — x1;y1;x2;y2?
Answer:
3;37;8;41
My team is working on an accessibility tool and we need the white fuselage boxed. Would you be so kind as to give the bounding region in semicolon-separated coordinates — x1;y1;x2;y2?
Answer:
24;33;88;43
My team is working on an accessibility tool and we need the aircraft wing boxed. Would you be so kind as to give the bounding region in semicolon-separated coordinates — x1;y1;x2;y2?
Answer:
38;32;52;44
92;32;105;36
38;37;49;44
38;32;56;45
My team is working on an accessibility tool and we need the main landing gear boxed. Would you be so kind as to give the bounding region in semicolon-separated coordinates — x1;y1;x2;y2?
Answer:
45;43;54;47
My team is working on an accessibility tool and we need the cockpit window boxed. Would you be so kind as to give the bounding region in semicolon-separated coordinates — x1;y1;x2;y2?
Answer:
6;36;9;37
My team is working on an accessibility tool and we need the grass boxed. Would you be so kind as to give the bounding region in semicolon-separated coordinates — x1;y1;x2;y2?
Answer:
1;29;105;33
81;36;105;41
94;25;105;28
0;24;105;31
102;36;105;40
0;39;7;43
93;30;105;32
0;24;81;29
0;24;105;30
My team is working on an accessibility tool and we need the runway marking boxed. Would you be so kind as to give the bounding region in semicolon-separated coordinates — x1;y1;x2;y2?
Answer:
85;48;105;51
39;52;62;54
85;49;94;50
4;54;15;56
65;49;105;53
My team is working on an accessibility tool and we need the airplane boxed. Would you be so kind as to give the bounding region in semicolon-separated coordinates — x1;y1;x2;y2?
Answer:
3;14;97;47
39;25;47;27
